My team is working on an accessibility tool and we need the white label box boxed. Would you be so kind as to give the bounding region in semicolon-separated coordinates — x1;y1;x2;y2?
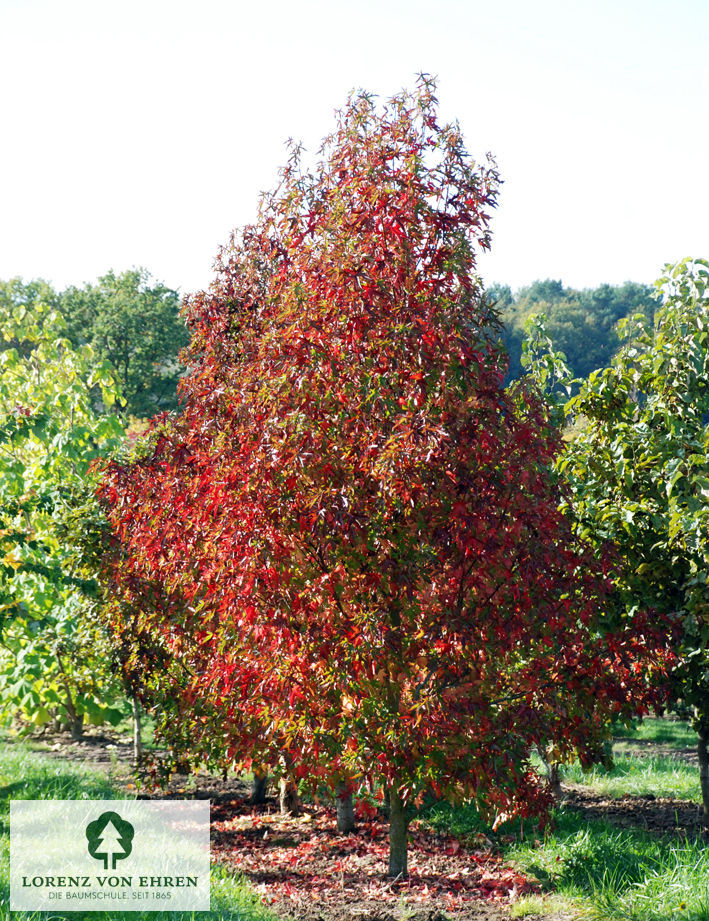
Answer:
11;800;210;911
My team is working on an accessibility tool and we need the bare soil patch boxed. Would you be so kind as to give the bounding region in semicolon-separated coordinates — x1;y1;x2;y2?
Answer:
276;903;507;921
561;784;708;839
27;727;135;765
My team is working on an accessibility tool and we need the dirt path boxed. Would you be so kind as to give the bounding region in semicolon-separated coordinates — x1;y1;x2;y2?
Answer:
561;784;707;839
612;737;699;765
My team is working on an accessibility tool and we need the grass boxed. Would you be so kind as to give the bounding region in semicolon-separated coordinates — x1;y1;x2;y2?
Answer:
557;714;700;801
0;741;276;921
424;800;709;921
509;812;709;921
617;717;697;750
562;754;701;802
1;716;705;920
423;716;708;921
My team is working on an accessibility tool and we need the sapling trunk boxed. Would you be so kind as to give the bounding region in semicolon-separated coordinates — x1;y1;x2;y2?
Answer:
539;745;562;799
69;712;84;741
336;782;355;833
251;771;268;804
279;776;300;815
132;697;143;766
55;652;83;740
548;761;563;799
387;784;408;878
699;726;709;825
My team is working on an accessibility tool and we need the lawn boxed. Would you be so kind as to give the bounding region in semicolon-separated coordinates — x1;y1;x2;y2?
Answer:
616;716;698;750
0;743;275;921
562;753;700;801
507;813;709;921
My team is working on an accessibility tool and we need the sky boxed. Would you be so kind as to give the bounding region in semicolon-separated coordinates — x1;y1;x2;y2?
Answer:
1;0;708;297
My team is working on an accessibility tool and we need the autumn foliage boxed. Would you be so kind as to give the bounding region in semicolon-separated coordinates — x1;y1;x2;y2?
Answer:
100;80;673;876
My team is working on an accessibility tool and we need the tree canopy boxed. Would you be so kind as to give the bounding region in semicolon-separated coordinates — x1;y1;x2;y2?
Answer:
59;268;188;418
0;299;126;734
101;80;673;875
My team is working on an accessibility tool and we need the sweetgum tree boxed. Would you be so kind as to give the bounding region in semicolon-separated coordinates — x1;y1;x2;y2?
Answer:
101;80;672;875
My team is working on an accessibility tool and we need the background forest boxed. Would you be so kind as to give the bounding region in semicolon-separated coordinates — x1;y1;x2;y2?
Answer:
1;270;659;408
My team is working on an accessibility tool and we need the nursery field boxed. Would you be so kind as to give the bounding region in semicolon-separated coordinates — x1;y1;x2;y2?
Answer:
3;80;709;921
0;717;705;921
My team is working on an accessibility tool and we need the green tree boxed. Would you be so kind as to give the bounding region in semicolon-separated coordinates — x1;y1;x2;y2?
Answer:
499;279;656;382
554;259;709;821
0;299;126;736
0;279;61;356
59;268;188;419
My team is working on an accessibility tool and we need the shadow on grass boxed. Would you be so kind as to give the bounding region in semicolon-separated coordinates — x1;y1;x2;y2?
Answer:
0;767;116;807
0;744;277;921
519;810;662;893
618;716;697;749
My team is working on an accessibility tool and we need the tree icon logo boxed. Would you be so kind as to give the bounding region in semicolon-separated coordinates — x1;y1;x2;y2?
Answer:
85;811;134;869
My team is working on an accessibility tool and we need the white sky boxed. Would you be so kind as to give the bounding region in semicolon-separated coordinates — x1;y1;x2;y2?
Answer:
1;0;708;296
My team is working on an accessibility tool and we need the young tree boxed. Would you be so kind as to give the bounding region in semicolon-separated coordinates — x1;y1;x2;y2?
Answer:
0;279;62;336
101;80;673;874
0;299;126;735
557;258;709;821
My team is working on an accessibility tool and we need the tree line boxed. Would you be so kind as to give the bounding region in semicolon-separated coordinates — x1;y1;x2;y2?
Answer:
493;278;657;383
1;269;188;420
1;270;660;423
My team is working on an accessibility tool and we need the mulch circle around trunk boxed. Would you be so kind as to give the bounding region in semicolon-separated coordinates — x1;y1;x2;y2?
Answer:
209;799;528;921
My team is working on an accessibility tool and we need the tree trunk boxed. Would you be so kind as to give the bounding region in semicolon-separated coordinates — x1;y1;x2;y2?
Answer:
279;776;300;815
55;653;83;740
132;698;143;766
68;712;84;741
251;771;268;805
336;782;355;833
537;745;563;799
699;726;709;825
387;784;408;878
548;761;563;799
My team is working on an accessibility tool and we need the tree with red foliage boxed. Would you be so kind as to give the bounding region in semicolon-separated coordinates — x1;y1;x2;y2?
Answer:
100;79;673;877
